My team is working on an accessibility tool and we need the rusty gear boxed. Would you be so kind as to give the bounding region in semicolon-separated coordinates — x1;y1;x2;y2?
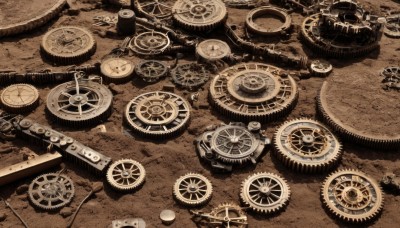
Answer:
196;39;231;62
171;63;211;90
384;14;400;38
100;58;134;84
129;31;170;56
134;60;169;83
245;6;292;36
1;84;39;113
173;173;212;206
106;159;146;191
309;60;333;77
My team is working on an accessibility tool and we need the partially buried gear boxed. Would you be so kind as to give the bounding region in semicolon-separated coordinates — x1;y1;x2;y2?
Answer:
309;60;333;77
1;84;39;113
100;58;134;84
196;39;231;62
380;172;400;194
173;173;213;206
134;60;169;83
384;14;400;38
106;159;146;191
129;30;170;56
171;63;212;90
380;66;400;91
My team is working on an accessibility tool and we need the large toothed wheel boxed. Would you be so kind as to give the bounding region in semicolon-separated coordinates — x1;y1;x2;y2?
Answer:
209;63;298;122
1;84;39;113
124;91;191;137
106;159;146;191
129;31;170;56
240;172;290;214
172;0;227;32
171;63;211;90
208;203;248;227
28;173;75;210
321;169;384;223
273;119;342;173
173;173;212;206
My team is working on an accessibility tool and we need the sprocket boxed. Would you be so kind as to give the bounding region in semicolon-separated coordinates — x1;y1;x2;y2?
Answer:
106;159;146;191
173;173;213;206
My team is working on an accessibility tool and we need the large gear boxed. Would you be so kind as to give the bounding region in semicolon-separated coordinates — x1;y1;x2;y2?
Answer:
40;26;96;65
240;172;290;214
196;39;231;62
46;80;113;127
106;159;146;191
273;118;342;173
129;31;170;56
209;63;298;122
124;91;190;138
173;173;213;206
209;203;248;228
171;63;211;90
172;0;228;32
134;60;169;83
384;14;400;38
321;169;384;223
1;84;39;113
28;173;75;210
100;58;134;84
245;6;292;36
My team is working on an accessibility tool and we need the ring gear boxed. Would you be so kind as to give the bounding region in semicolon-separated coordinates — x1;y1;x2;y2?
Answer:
384;14;400;38
124;91;191;138
46;80;113;127
1;84;39;113
41;26;96;65
28;173;75;210
245;6;292;36
321;169;384;223
209;63;298;122
129;31;170;56
100;58;134;84
240;172;290;214
173;173;212;206
196;39;231;62
273;118;342;173
172;0;227;32
171;63;211;90
309;60;333;77
106;159;146;191
209;203;247;228
134;60;169;83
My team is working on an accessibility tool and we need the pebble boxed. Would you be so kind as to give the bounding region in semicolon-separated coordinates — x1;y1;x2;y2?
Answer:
0;212;7;221
60;207;73;218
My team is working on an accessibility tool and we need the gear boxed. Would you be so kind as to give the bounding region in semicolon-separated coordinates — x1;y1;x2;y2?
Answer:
28;173;75;210
384;14;400;38
46;80;113;127
129;31;170;56
136;0;173;19
273;118;342;173
124;91;190;138
380;66;400;78
172;0;227;32
173;173;212;206
1;84;39;113
134;60;169;83
41;26;96;65
209;203;248;228
209;63;298;122
245;6;292;36
223;0;261;8
196;39;231;62
240;172;290;214
309;60;333;77
100;58;134;84
171;63;211;90
321;169;384;223
106;159;146;191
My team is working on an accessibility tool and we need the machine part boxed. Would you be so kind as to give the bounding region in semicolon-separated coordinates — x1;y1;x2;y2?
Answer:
380;66;400;90
111;218;146;228
160;209;175;225
46;80;113;127
223;0;262;8
384;14;400;38
100;58;135;84
209;203;248;227
106;159;146;191
196;39;231;62
135;0;173;19
245;6;292;36
124;91;190;138
41;26;96;65
129;30;170;56
117;9;136;35
321;169;384;223
240;172;290;214
0;112;23;140
274;118;342;173
171;63;211;90
1;197;29;228
309;60;333;77
380;172;400;194
93;15;118;27
317;81;400;150
1;84;39;113
134;60;169;83
173;173;213;206
28;173;75;210
209;62;298;122
172;0;228;32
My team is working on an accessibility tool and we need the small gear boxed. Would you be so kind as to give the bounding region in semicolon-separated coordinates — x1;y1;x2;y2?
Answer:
209;203;248;228
173;173;213;206
41;26;96;65
321;169;384;223
196;39;231;62
309;60;333;77
273;118;342;173
171;63;211;90
28;173;75;210
124;91;191;138
245;6;292;36
129;31;170;56
384;14;400;38
172;0;227;32
380;66;400;78
100;58;134;84
106;159;146;191
1;84;39;113
134;60;169;83
240;172;290;214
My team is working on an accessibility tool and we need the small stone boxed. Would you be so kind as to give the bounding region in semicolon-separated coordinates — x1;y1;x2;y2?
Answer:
16;185;29;195
60;207;73;218
0;212;7;221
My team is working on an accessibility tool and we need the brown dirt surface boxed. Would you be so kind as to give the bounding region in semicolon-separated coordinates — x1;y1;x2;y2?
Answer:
1;0;400;228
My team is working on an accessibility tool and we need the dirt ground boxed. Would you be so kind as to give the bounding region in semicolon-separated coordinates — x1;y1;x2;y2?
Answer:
1;0;400;227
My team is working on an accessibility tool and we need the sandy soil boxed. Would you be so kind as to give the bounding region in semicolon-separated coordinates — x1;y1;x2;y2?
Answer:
1;0;400;227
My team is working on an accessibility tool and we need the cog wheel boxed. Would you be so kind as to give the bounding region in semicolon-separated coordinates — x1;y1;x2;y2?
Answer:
1;84;39;113
240;172;290;214
196;39;231;62
309;60;333;77
384;14;400;38
172;0;227;32
100;58;134;84
209;62;298;122
209;203;248;228
136;0;173;19
380;66;400;78
46;80;113;127
41;26;96;65
129;31;170;56
245;6;292;36
134;60;169;83
273;118;342;173
173;173;212;206
28;173;75;210
106;159;146;191
171;63;211;90
321;169;384;223
124;91;191;138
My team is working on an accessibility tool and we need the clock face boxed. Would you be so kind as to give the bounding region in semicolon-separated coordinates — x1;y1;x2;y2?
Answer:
1;84;39;108
101;58;134;77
